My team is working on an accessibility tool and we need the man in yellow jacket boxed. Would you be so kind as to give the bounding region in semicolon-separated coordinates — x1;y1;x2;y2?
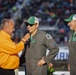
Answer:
0;19;30;75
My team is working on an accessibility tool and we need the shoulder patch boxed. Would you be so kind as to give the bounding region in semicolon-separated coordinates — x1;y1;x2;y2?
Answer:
46;34;52;39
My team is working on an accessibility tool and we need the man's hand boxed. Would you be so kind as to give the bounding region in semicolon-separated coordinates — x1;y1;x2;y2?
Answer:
37;57;46;66
22;33;30;43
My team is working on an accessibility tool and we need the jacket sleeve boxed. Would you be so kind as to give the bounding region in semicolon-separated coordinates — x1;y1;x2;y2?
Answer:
0;39;24;55
43;34;59;65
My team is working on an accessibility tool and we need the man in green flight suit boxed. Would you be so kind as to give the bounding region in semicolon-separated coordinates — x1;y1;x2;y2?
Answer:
22;16;59;75
64;14;76;75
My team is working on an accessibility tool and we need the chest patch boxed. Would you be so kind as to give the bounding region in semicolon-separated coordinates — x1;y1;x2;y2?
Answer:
46;34;52;39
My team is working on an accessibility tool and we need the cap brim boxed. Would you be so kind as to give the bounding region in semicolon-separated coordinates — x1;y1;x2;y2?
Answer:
25;21;33;24
64;19;72;22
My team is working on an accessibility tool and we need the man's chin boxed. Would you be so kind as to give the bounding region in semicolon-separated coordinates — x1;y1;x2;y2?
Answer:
29;31;31;33
71;28;74;30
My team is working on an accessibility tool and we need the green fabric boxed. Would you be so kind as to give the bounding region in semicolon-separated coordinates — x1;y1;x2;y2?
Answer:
30;36;36;43
64;14;75;22
27;16;35;24
72;32;76;41
69;31;76;42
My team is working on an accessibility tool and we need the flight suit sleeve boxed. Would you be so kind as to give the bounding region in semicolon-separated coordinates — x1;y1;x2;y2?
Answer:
43;34;59;65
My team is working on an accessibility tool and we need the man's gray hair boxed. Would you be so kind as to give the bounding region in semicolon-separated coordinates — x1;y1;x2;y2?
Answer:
0;19;13;30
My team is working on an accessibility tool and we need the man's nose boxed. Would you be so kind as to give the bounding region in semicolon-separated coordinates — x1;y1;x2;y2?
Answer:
68;22;70;26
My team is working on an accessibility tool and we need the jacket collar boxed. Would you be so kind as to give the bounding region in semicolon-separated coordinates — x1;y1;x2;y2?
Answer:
0;30;11;39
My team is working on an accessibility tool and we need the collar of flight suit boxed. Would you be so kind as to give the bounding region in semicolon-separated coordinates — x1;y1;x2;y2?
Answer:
69;31;76;42
30;29;40;43
72;31;76;41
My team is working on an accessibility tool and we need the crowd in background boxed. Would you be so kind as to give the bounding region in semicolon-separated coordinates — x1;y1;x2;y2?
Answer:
0;0;76;45
0;0;24;22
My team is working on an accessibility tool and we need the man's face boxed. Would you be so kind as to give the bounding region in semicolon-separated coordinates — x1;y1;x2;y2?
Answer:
68;20;76;31
26;23;38;34
6;21;15;35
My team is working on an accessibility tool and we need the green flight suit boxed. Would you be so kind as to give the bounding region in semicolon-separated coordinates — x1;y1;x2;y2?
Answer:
68;31;76;75
24;30;59;75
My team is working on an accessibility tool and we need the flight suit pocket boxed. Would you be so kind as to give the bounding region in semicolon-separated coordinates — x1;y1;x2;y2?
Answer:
31;60;38;71
32;65;43;75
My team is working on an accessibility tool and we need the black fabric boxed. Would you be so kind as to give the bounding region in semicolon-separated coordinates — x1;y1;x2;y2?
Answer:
0;68;15;75
20;40;30;66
